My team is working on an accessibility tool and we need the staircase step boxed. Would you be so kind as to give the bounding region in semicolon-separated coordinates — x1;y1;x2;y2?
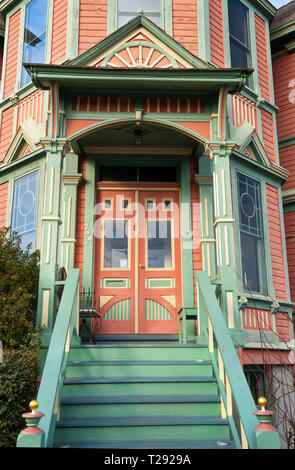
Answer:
68;344;210;361
54;416;231;442
65;360;213;378
60;394;221;418
54;438;235;449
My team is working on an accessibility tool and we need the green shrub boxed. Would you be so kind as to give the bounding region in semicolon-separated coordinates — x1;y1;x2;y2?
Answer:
0;227;40;350
0;227;41;446
0;349;40;447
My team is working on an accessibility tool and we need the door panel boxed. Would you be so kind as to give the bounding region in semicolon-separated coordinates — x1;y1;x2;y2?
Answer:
94;186;182;334
138;190;182;333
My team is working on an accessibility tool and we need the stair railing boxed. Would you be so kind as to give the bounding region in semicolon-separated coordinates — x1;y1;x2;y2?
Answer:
196;270;281;449
17;269;80;448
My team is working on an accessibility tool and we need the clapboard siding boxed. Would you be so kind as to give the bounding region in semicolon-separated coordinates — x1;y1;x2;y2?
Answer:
0;181;8;228
172;0;198;55
0;106;14;162
74;156;86;290
278;144;295;192
3;10;21;99
255;13;271;101
261;108;276;162
273;53;295;142
79;0;107;55
190;157;202;305
266;184;287;301
51;0;68;64
209;0;225;67
284;211;295;303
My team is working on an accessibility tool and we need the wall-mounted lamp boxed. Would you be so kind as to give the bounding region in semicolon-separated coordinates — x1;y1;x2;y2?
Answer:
134;128;143;145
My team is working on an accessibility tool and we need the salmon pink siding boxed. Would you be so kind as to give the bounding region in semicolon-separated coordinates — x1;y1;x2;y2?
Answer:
172;0;198;55
261;108;276;162
209;0;225;67
0;181;8;228
254;13;271;101
79;0;107;55
0;48;3;80
284;211;295;303
74;156;86;290
3;10;21;99
276;312;291;342
266;184;287;301
278;144;295;192
0;106;14;162
50;0;68;64
273;54;295;142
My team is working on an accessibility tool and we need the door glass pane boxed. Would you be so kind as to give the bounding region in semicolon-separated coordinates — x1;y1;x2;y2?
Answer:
147;220;172;268
104;220;128;268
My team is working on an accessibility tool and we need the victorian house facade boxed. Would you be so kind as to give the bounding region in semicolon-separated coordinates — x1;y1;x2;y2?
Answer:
0;0;293;449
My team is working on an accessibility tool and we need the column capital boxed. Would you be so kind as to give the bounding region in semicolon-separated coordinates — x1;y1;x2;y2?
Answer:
204;141;236;160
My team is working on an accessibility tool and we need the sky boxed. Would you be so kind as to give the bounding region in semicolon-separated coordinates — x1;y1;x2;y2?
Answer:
270;0;293;7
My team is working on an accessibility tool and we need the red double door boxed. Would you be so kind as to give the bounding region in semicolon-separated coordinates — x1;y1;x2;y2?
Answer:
94;184;183;334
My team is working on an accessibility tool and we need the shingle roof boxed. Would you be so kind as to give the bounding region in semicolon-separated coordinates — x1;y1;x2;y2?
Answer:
271;0;295;30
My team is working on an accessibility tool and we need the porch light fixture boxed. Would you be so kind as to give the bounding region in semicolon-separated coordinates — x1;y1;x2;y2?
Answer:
134;108;143;124
134;128;143;145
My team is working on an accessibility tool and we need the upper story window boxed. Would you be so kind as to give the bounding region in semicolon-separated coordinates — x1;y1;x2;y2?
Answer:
228;0;250;69
11;170;39;251
237;172;266;294
21;0;48;88
118;0;161;28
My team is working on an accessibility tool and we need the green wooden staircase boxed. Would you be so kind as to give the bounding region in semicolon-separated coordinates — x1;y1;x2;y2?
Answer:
53;339;235;449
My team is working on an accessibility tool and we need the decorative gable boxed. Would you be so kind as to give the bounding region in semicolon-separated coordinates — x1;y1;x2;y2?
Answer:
0;118;42;166
68;15;211;71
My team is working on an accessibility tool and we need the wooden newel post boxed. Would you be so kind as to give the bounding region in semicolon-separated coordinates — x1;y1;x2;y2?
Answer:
253;397;281;449
17;400;45;447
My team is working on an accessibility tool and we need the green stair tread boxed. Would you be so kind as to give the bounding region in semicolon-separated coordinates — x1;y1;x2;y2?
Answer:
54;438;235;449
70;343;207;348
56;415;229;427
63;375;217;384
67;360;212;366
60;394;221;405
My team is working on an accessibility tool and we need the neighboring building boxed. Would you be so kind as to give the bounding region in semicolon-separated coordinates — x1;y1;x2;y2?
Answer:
0;0;293;449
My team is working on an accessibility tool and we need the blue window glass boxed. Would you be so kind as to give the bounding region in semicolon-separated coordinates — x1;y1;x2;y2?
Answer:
228;0;250;69
11;171;39;251
21;0;48;88
237;173;265;293
118;0;161;28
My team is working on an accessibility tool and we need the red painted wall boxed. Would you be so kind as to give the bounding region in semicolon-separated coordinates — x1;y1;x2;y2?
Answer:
172;0;198;56
209;0;225;67
261;108;276;162
50;0;68;64
273;53;295;143
0;106;14;162
79;0;107;55
284;211;295;304
3;10;21;99
255;13;271;101
0;181;8;228
266;184;287;301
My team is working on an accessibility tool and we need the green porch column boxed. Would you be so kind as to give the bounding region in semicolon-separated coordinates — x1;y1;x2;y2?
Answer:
36;140;66;346
205;142;244;344
60;151;82;272
194;155;216;279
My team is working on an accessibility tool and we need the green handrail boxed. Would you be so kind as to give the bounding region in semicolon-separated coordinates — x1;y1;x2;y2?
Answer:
30;269;80;447
196;270;260;449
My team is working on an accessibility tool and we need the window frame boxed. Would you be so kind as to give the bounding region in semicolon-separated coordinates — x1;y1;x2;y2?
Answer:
7;0;52;94
20;0;49;89
226;0;254;89
107;0;173;36
231;167;271;297
10;168;40;251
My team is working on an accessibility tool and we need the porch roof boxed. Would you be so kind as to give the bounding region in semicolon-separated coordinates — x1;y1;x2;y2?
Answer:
24;62;253;95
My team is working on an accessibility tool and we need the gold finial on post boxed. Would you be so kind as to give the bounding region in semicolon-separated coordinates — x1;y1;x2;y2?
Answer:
29;400;39;414
257;396;267;412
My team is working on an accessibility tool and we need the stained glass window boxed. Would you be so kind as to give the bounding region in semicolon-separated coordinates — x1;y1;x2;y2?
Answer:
11;171;39;250
237;173;265;293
